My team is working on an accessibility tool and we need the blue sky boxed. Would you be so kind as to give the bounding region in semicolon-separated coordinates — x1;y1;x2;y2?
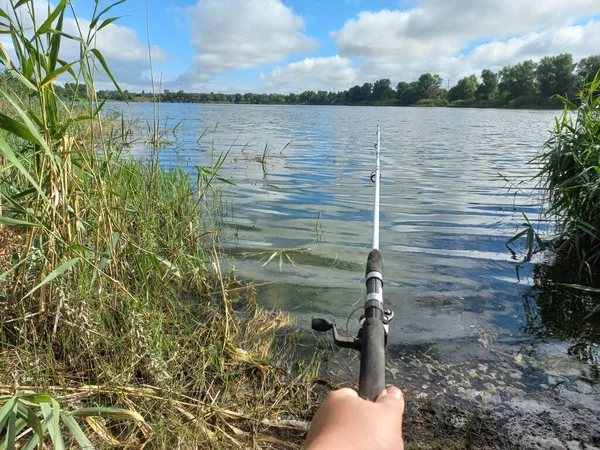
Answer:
6;0;600;93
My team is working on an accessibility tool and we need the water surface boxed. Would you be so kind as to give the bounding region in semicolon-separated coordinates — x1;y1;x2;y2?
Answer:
120;102;599;371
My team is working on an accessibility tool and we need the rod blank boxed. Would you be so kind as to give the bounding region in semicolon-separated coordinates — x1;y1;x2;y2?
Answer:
372;122;381;250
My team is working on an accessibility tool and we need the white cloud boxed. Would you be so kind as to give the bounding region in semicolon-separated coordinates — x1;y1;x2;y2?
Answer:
331;10;459;61
175;0;318;88
62;18;166;90
328;1;600;87
469;21;600;70
0;0;166;90
332;0;599;58
263;56;357;92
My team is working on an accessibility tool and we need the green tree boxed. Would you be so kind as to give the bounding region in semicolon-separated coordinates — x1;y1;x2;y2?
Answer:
577;55;600;85
299;90;316;104
499;60;538;100
288;92;298;104
316;90;329;104
348;85;362;102
417;73;442;99
396;81;420;105
372;78;393;101
536;54;577;98
477;69;498;100
360;82;373;101
448;75;478;101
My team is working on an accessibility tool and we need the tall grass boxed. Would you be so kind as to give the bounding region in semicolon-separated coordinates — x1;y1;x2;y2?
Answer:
535;73;600;275
0;1;319;448
508;72;600;280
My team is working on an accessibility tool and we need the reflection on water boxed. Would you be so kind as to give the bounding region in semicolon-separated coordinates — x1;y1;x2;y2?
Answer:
115;102;600;376
523;257;600;368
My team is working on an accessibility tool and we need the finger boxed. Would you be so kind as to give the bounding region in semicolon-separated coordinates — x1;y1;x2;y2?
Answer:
328;388;359;400
376;386;405;410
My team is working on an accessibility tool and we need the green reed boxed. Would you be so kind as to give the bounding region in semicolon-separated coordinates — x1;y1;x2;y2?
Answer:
537;73;600;274
508;72;600;277
0;1;319;448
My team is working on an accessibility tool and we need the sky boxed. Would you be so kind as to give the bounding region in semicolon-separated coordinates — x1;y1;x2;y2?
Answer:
2;0;600;93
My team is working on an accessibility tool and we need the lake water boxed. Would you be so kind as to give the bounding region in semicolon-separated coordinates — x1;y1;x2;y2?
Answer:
119;102;600;382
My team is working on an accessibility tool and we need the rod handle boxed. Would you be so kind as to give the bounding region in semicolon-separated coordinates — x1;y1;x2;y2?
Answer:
358;317;386;400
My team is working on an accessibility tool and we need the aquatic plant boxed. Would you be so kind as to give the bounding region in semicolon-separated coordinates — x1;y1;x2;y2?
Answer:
536;72;600;273
508;71;600;275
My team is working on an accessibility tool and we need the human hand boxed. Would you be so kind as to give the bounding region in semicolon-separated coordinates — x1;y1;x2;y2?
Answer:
305;386;404;450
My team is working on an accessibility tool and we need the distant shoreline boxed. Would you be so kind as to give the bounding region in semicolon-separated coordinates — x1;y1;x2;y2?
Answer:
104;97;565;110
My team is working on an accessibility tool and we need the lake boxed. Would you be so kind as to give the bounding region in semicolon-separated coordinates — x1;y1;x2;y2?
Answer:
119;103;600;399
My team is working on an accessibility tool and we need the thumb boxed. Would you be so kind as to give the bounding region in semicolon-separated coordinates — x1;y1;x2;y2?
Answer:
376;386;405;412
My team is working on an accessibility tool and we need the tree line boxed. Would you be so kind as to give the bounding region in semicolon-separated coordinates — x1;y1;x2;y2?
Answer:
94;53;600;109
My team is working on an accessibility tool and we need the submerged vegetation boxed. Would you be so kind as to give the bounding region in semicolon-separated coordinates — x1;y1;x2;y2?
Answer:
0;1;320;448
96;53;600;110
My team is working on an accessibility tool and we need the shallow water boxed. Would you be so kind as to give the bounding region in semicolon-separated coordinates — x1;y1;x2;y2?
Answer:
119;102;599;376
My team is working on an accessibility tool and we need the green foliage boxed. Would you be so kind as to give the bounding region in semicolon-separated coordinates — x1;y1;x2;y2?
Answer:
416;73;442;99
509;73;600;274
477;69;499;100
0;392;143;449
577;55;600;86
448;75;479;101
0;0;126;308
372;78;393;101
448;99;478;108
499;60;538;99
414;98;448;107
0;3;320;448
536;53;577;99
537;75;600;268
507;95;564;109
448;97;507;108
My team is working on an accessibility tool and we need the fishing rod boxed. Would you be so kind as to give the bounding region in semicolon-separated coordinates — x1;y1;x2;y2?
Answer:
312;122;394;400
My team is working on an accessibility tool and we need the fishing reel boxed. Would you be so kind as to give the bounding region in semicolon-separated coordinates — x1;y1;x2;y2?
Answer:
311;309;394;351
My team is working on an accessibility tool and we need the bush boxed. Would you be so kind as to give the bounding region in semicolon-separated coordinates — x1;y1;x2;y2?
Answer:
508;95;564;109
447;99;477;108
476;99;507;108
414;98;448;107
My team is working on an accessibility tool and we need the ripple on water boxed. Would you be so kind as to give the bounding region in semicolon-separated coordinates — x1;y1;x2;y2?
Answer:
121;103;599;400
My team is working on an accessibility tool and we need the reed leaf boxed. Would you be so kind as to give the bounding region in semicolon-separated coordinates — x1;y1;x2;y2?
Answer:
90;48;123;97
97;16;121;31
40;62;73;88
0;134;46;200
32;0;66;40
16;403;44;448
23;258;80;299
0;217;40;227
60;413;94;450
40;402;65;450
72;407;144;422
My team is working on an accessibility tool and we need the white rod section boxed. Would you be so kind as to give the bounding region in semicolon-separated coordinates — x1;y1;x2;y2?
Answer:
373;122;381;250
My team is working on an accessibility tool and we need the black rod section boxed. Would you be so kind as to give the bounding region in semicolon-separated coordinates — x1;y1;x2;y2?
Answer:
359;249;386;400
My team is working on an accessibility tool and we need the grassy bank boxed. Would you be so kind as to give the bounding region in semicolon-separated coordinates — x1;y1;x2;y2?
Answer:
0;2;322;448
448;96;564;109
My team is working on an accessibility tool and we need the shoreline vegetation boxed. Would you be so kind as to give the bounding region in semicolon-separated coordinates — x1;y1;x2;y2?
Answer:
88;53;600;111
0;2;321;448
509;74;600;288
